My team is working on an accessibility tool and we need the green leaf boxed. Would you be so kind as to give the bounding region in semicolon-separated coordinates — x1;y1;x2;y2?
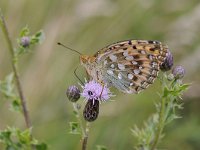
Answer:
69;122;80;134
0;127;47;150
15;46;26;56
179;83;190;91
165;114;180;124
19;26;30;37
17;128;31;144
11;98;22;112
163;87;169;97
0;73;16;99
30;30;45;45
0;130;11;141
35;143;48;150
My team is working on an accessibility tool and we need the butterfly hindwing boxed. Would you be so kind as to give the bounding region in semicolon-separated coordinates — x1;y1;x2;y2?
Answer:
95;40;168;93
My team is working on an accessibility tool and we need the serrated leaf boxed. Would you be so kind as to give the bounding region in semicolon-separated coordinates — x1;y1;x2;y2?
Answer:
166;114;181;124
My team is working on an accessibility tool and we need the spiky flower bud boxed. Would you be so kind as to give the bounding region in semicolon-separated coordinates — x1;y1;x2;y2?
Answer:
172;66;185;79
160;50;173;72
20;36;30;48
66;86;80;102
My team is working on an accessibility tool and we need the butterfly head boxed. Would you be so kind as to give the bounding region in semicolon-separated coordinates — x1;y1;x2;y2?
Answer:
80;55;96;66
80;55;98;80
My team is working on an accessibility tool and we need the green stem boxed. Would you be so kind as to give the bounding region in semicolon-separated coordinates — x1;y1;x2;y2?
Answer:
72;103;86;137
72;103;90;150
151;97;166;150
0;10;32;129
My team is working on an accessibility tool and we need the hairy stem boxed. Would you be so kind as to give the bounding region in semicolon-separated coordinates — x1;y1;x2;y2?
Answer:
0;10;32;129
151;97;166;150
72;103;90;150
72;103;86;137
82;122;90;150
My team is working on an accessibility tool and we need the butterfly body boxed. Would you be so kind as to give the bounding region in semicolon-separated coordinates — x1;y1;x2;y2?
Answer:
80;40;169;94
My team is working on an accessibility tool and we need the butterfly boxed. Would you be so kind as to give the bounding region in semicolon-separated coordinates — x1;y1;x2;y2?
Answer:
80;40;169;94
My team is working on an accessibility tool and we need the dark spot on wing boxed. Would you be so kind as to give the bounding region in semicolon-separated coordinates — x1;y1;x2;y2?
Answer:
128;40;132;45
132;45;136;49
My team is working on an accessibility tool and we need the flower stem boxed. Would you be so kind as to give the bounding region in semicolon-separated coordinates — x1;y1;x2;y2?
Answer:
0;10;32;129
72;103;90;150
82;122;90;150
72;103;86;137
151;97;166;150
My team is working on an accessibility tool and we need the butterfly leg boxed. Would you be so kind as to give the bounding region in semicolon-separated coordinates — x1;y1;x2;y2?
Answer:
99;84;105;100
73;66;84;85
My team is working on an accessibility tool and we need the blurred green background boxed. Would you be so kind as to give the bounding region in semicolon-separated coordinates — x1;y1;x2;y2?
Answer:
0;0;200;149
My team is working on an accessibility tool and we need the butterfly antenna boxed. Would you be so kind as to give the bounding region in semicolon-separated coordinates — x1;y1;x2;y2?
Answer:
74;66;84;85
57;42;82;55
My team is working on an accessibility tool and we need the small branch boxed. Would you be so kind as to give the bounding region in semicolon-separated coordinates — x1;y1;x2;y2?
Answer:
0;10;32;129
82;122;90;150
150;98;166;150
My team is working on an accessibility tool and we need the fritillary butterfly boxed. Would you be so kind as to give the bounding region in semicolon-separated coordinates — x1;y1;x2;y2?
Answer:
80;40;168;94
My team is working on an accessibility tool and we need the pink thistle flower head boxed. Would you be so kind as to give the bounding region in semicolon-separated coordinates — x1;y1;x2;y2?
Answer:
81;80;113;102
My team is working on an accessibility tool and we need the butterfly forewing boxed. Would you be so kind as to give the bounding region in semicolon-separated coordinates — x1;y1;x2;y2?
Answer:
94;40;168;94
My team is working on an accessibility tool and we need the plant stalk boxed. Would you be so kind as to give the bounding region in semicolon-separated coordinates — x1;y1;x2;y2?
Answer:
72;103;90;150
72;103;86;137
150;97;166;150
82;122;90;150
0;10;32;129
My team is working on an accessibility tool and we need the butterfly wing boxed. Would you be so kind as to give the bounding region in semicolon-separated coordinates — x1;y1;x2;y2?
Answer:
94;40;168;94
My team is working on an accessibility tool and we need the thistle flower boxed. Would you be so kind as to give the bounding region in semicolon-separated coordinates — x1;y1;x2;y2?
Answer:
66;85;80;102
81;80;112;103
20;36;30;48
81;80;113;122
160;50;173;72
172;66;185;79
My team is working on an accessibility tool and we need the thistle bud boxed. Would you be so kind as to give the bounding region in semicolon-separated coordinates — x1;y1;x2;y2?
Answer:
20;36;30;48
172;66;185;79
160;50;173;72
66;86;80;102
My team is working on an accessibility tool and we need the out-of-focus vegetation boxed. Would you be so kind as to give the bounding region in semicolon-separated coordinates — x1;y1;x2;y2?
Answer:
0;0;200;149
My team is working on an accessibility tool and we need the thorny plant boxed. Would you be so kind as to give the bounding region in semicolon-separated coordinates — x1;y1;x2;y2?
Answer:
0;9;190;150
0;11;47;150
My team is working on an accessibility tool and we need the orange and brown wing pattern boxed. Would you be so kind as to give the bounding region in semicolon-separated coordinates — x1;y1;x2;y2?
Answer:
94;40;168;93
